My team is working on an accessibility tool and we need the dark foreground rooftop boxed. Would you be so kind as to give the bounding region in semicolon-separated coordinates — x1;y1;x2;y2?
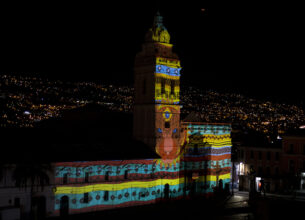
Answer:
1;104;159;163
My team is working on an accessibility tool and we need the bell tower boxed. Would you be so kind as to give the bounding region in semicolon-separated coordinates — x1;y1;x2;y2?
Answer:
133;12;182;163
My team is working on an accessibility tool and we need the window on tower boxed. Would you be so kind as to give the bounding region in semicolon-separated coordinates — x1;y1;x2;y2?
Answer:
194;144;199;155
170;80;175;95
165;121;170;128
161;78;165;94
143;79;146;94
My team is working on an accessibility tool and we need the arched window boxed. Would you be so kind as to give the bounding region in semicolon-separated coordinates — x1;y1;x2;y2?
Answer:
143;78;146;94
165;121;170;128
60;196;69;217
85;172;89;183
170;80;175;95
161;78;165;94
63;173;68;184
104;191;109;201
164;184;170;199
194;144;199;155
124;170;128;180
105;171;109;181
14;198;20;208
84;193;89;203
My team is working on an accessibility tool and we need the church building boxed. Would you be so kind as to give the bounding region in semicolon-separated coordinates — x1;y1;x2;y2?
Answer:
53;12;232;216
0;12;232;219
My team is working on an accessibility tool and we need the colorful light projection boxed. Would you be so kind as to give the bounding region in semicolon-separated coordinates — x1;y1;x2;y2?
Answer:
179;123;232;191
156;57;181;68
53;159;181;215
53;153;231;215
155;65;181;77
149;11;170;44
155;57;181;104
155;105;181;166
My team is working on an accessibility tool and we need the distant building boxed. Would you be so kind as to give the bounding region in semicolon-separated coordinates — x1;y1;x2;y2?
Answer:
0;12;232;219
235;130;305;193
234;143;282;193
281;134;305;190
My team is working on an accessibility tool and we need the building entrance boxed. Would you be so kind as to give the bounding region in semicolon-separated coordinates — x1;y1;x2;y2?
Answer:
60;196;69;217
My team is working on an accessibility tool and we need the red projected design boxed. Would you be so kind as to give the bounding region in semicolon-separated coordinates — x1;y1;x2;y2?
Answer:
155;105;181;165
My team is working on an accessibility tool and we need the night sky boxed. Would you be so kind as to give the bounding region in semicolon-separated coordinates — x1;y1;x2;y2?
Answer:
1;2;304;101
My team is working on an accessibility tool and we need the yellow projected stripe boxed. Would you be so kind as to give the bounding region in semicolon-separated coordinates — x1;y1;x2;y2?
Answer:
155;73;180;80
55;174;230;195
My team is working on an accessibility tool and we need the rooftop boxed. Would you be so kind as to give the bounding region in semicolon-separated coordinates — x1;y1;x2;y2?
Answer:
1;104;159;163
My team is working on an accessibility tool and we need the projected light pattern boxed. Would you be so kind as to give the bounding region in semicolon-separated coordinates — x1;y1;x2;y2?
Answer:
155;65;181;77
52;12;232;217
53;176;230;215
53;124;232;215
156;57;181;68
54;162;230;215
179;123;232;193
155;57;181;104
155;105;180;164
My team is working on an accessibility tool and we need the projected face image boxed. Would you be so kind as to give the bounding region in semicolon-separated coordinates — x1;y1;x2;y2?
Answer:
155;105;181;164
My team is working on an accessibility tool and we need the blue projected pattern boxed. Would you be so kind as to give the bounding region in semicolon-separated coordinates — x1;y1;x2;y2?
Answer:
155;65;181;76
165;111;170;119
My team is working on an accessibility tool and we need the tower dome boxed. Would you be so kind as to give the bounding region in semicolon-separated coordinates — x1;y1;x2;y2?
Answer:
145;11;170;43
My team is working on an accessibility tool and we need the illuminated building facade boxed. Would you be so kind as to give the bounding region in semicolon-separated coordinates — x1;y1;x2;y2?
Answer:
53;122;232;216
133;11;182;164
52;12;232;216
